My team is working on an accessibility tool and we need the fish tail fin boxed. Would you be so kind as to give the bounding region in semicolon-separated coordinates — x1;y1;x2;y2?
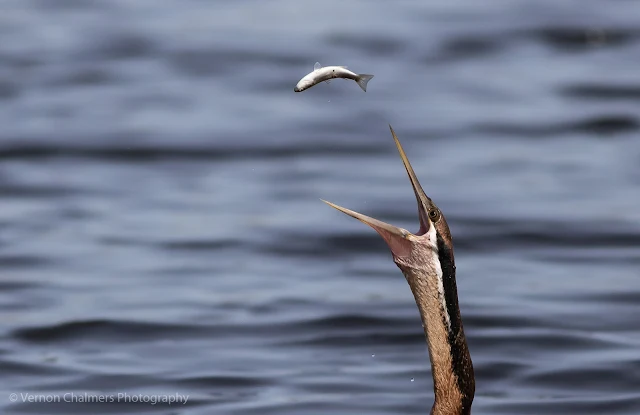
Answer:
356;74;374;92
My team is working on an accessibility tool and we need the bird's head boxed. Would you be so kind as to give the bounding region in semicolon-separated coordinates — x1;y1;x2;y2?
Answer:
323;126;454;274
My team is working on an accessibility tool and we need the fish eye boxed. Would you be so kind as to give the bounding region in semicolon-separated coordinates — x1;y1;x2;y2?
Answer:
428;209;439;221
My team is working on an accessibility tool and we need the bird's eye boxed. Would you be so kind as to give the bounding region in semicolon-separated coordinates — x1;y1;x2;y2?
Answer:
428;209;439;221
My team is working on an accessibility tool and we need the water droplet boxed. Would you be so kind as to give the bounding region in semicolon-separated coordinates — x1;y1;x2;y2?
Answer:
410;378;415;382
371;354;375;358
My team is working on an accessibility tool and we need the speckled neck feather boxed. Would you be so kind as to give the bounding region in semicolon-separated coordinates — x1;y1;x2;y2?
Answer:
397;235;474;415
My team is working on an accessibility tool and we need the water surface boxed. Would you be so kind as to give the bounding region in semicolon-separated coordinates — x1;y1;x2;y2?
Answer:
0;0;639;414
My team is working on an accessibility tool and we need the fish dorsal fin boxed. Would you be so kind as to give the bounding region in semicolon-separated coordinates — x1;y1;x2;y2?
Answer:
338;65;348;69
314;62;321;71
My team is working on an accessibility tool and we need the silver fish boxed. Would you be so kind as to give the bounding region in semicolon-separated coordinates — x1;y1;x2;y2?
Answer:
294;62;374;92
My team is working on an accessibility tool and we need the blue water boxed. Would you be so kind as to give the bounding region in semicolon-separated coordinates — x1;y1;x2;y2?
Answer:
0;0;639;414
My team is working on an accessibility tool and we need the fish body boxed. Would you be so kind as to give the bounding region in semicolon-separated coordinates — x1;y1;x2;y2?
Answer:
294;62;374;92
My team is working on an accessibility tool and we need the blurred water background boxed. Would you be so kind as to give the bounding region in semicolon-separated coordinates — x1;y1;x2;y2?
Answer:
0;0;639;414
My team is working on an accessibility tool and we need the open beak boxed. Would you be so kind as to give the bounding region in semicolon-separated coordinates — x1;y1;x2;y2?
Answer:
388;125;431;236
321;199;413;257
322;125;432;258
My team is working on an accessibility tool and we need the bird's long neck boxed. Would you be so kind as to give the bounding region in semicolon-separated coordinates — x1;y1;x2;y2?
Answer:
403;237;474;415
